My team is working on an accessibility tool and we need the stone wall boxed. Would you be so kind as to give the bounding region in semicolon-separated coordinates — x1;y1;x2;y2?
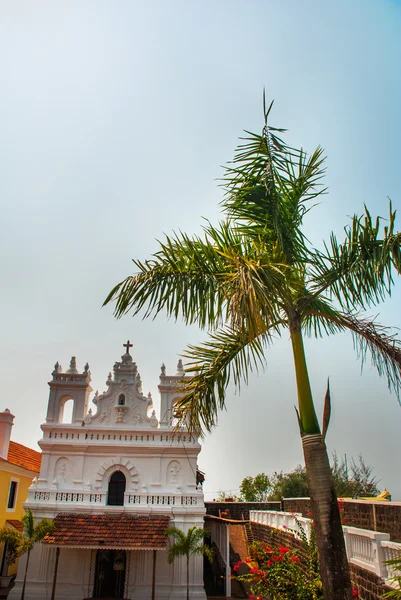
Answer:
282;498;401;542
205;501;280;521
251;522;394;600
349;563;393;600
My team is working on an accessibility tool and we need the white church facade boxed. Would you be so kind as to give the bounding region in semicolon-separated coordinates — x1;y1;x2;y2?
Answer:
10;342;206;600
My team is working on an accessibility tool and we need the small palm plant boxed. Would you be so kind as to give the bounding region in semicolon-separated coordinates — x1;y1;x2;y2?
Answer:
165;526;214;600
20;509;55;600
383;556;401;598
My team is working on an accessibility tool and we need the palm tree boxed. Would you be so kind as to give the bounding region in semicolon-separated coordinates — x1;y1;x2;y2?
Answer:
165;526;214;600
104;98;401;600
20;509;54;600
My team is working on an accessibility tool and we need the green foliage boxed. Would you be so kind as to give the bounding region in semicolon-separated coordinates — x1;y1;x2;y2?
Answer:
383;556;401;598
235;527;322;600
0;510;54;573
269;466;310;500
0;529;26;566
267;454;380;500
165;526;214;565
21;509;55;550
331;452;380;498
240;473;272;502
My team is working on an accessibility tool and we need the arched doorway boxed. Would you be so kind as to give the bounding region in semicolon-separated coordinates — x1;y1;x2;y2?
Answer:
107;471;126;506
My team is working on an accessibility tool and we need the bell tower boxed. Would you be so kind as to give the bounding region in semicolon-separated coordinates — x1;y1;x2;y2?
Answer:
45;357;92;424
158;359;188;428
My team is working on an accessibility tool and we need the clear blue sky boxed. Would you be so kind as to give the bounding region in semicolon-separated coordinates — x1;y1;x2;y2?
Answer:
1;0;400;499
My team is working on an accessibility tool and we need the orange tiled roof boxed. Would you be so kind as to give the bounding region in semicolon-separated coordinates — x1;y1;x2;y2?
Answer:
6;441;41;473
43;513;170;550
6;520;23;532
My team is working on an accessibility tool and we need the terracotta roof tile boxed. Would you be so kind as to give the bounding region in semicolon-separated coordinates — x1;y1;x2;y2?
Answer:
6;520;23;532
7;441;41;473
43;513;171;550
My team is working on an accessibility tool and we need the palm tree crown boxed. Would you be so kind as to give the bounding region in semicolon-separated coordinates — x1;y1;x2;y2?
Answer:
166;526;213;564
105;99;401;436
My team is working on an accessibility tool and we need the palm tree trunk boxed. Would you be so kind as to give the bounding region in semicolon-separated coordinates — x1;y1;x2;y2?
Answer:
186;556;189;600
51;547;60;600
21;548;31;600
290;325;353;600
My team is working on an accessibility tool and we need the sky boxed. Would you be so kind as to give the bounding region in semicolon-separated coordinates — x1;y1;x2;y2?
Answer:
1;0;400;501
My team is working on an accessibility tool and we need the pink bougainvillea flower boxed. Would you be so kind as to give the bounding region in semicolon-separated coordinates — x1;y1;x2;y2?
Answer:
282;524;287;529
352;590;359;598
291;555;301;562
279;546;290;553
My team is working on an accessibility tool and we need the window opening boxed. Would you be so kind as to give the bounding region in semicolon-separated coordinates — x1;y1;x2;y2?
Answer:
7;481;18;509
107;471;126;506
118;394;125;406
60;398;74;423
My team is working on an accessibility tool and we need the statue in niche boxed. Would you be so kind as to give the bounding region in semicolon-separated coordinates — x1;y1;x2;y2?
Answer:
167;460;181;485
54;458;69;487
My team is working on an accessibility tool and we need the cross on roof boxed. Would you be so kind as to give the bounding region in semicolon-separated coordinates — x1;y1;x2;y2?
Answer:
123;340;133;355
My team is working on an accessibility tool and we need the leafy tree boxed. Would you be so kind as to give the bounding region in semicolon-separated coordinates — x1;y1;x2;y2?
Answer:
0;511;54;599
268;455;380;500
331;452;380;498
165;526;214;600
20;509;55;600
105;98;401;600
269;466;310;500
0;528;26;575
215;490;240;502
240;473;272;501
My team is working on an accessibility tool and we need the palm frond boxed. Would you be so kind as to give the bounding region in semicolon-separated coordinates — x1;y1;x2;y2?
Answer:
174;326;275;435
303;309;401;402
105;220;288;337
310;203;401;310
221;98;326;265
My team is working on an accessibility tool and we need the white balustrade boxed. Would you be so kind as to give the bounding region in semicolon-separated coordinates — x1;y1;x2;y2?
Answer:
382;541;401;587
28;488;202;508
249;510;401;588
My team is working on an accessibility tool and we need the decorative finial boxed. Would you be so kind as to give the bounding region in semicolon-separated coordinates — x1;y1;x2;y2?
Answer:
53;361;62;374
176;359;184;376
66;357;78;374
123;340;133;355
160;363;166;376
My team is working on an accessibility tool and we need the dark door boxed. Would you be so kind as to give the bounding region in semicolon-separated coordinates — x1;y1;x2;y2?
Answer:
93;550;126;598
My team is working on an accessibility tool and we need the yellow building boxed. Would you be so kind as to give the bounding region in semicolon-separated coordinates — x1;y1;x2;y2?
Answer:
0;409;41;579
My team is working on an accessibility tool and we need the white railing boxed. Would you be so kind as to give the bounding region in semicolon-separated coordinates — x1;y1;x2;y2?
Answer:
382;541;401;588
30;491;107;504
43;429;198;446
28;489;203;507
127;494;201;506
249;510;401;588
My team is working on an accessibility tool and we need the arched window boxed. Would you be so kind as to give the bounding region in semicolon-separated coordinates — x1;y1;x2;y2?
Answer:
118;394;125;406
59;398;74;423
107;471;126;506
